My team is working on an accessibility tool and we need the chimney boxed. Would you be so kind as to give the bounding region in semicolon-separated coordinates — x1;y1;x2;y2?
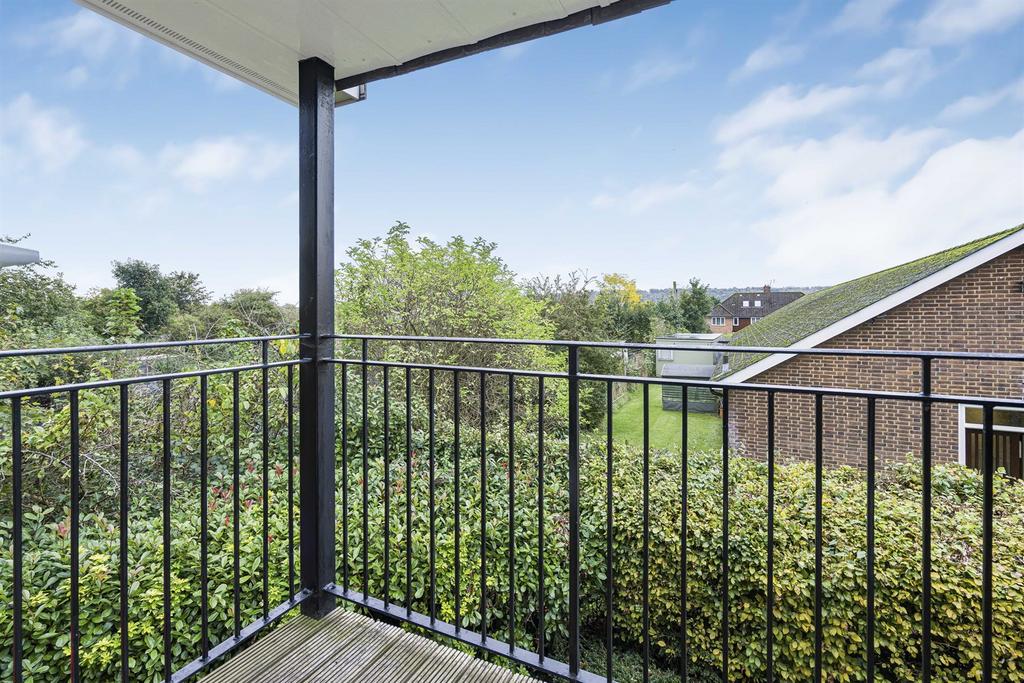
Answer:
763;284;771;303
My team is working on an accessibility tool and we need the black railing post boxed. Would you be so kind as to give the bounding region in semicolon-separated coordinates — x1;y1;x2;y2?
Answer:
567;345;581;676
921;356;932;682
298;55;336;619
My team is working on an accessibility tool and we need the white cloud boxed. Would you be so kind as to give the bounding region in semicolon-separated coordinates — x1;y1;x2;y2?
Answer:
202;70;244;92
715;84;869;143
832;0;904;32
25;10;142;87
496;44;528;61
0;94;87;173
104;144;145;170
857;47;935;93
911;0;1024;45
159;136;292;191
719;127;947;205
64;65;90;88
752;128;1024;279
591;180;695;213
45;9;141;61
732;41;804;80
624;58;693;92
940;78;1024;119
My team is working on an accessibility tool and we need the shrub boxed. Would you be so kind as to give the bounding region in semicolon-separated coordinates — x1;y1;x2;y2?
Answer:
3;418;1022;682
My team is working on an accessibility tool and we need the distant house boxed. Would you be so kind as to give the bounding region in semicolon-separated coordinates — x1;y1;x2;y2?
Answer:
716;224;1024;475
654;333;724;412
707;285;803;334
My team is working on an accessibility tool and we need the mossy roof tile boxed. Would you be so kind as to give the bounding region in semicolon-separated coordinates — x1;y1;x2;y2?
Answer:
718;223;1024;377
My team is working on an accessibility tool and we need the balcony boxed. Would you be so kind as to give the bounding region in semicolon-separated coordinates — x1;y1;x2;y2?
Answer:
2;335;1021;682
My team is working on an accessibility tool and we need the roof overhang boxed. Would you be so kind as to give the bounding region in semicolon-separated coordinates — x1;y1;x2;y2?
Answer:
0;244;41;268
721;228;1024;384
75;0;669;106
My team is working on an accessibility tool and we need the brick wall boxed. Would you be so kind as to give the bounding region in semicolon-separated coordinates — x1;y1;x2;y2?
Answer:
728;245;1024;468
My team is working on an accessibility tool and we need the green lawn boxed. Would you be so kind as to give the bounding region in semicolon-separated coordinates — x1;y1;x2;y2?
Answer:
610;385;723;453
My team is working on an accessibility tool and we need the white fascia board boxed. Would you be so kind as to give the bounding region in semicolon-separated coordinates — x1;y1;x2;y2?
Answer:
723;229;1024;385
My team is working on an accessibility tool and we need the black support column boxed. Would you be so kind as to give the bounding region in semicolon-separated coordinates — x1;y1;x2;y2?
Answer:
298;56;336;619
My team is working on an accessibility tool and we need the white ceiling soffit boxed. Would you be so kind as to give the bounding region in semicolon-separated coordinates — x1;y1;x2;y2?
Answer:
75;0;652;106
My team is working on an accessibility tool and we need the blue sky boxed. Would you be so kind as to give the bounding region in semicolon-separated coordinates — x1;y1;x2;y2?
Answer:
1;0;1022;303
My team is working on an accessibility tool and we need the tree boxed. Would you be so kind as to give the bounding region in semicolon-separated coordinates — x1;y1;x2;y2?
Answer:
337;223;560;421
85;287;143;341
0;235;79;335
219;288;291;334
112;259;177;332
338;223;553;345
596;273;653;343
524;270;625;427
166;270;211;312
654;278;715;333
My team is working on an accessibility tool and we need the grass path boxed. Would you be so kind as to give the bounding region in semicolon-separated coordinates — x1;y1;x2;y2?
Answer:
609;385;722;452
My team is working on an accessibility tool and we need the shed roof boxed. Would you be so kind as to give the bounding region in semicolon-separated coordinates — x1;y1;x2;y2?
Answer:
660;363;715;379
76;0;666;105
717;223;1024;380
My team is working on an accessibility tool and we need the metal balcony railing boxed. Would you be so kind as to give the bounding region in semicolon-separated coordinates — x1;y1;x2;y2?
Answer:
2;334;1022;682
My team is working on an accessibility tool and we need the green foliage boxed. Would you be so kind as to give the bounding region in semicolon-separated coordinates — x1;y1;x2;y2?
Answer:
601;451;1024;682
0;237;80;337
337;222;552;345
523;271;628;428
595;274;653;344
112;260;178;332
335;223;565;426
3;377;1023;683
337;393;1024;682
0;478;295;682
653;278;715;334
84;288;143;341
165;271;211;312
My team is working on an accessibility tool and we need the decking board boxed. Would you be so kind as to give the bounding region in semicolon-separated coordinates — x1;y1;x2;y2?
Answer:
199;609;538;682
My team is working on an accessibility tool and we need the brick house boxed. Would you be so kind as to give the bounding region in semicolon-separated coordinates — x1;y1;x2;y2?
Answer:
707;286;804;334
715;224;1024;474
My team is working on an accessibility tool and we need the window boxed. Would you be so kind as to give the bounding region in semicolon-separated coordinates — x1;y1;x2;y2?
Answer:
733;317;740;326
742;300;749;307
754;300;762;307
751;317;761;323
960;405;1023;478
711;317;725;326
656;349;673;361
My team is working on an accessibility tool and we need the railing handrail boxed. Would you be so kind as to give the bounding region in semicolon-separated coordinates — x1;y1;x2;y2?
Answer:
0;359;309;400
324;356;1024;408
0;333;309;360
329;333;1024;363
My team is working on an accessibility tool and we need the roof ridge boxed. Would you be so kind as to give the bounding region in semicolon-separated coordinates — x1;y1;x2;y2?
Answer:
717;221;1024;379
821;223;1024;292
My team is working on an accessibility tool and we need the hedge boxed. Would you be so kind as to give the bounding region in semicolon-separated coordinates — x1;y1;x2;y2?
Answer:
2;425;1022;682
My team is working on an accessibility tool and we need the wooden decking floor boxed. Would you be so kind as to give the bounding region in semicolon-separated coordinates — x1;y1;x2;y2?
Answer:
199;608;539;682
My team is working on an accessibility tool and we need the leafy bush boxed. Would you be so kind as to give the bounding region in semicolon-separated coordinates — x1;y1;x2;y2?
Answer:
3;407;1022;682
341;425;1024;682
0;466;295;682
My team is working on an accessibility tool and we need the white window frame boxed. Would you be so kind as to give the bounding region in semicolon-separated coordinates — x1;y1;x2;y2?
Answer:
754;300;762;308
742;300;749;307
711;316;724;326
751;317;761;323
958;404;1024;465
656;349;673;361
733;317;740;326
